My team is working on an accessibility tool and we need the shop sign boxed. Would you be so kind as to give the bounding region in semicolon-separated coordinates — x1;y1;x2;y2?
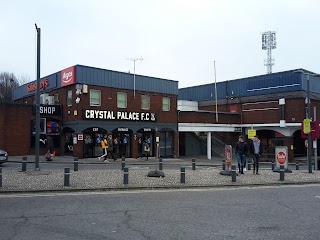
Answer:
143;128;152;132
83;110;156;122
93;128;99;132
118;128;128;132
248;129;256;139
61;66;76;87
27;79;49;92
32;105;62;115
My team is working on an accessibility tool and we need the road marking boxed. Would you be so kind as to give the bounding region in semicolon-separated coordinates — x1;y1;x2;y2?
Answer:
1;184;320;199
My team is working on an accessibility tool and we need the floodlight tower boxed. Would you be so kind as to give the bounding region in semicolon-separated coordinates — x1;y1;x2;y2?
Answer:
262;31;276;74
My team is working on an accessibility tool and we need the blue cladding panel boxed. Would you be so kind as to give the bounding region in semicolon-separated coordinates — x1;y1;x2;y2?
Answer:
76;65;178;95
179;70;306;101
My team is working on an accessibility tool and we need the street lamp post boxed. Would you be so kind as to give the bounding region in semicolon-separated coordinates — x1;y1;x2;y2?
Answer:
35;24;41;170
294;70;320;173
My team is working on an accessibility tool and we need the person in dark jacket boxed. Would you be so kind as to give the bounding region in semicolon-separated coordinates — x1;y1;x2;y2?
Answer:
46;135;54;161
107;135;117;161
250;135;263;174
235;135;248;174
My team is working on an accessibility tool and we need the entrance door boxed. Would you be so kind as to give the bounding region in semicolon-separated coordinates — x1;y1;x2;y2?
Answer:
160;131;173;157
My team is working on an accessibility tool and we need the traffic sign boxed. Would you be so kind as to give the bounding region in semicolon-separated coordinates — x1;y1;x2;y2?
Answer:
275;146;288;169
303;118;311;134
248;129;256;139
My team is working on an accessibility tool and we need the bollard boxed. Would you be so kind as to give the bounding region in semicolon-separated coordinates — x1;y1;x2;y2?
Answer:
248;161;251;171
22;156;27;172
279;165;285;181
231;165;237;183
159;158;163;171
64;168;70;187
192;158;196;171
0;168;2;188
272;161;275;170
123;167;129;184
121;157;126;170
296;162;299;171
74;157;78;171
180;167;185;184
222;160;226;171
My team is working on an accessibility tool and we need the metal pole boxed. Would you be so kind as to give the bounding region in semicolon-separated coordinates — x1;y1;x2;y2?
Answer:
35;24;41;171
123;167;129;184
22;156;27;172
64;168;70;187
133;60;136;98
279;165;285;181
74;157;78;171
307;77;312;173
0;168;2;188
314;106;318;171
121;157;125;170
192;158;196;171
214;61;218;122
159;158;163;171
231;165;236;182
180;167;185;183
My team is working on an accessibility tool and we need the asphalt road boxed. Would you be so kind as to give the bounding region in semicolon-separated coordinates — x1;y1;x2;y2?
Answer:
0;185;320;240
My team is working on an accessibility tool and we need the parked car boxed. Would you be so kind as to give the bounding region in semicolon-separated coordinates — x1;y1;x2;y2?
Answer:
0;149;8;164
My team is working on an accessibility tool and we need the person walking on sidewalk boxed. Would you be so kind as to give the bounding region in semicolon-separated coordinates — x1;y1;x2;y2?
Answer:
142;140;150;161
107;135;117;161
98;135;109;162
235;135;248;174
250;135;263;174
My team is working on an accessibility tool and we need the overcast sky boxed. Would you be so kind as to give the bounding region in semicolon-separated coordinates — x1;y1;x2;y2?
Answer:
1;0;320;88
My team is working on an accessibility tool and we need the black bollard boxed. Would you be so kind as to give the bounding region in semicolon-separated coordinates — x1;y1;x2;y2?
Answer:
222;160;226;171
64;168;70;187
296;162;299;170
248;161;251;171
74;157;78;171
192;158;196;171
272;161;275;170
22;156;27;172
0;168;2;188
159;158;163;171
231;165;237;183
123;167;129;184
121;157;126;170
280;165;285;181
180;167;185;184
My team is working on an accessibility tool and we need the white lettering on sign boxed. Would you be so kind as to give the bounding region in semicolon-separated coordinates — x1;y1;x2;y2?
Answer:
40;106;56;114
83;110;156;121
93;128;99;132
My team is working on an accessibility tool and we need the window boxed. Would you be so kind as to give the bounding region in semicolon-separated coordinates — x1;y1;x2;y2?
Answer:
117;92;127;108
162;97;170;111
90;89;101;106
141;95;150;110
54;94;59;104
67;90;72;106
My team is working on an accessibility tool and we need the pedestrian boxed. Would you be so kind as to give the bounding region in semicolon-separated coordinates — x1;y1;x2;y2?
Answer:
235;135;248;174
250;135;263;174
98;135;109;162
142;140;150;161
107;135;117;161
45;135;54;161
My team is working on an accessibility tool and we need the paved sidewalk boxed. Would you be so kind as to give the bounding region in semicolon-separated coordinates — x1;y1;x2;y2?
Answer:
1;155;320;193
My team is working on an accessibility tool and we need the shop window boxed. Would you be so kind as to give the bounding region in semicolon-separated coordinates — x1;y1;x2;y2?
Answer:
67;90;72;106
54;93;59;104
90;89;101;106
162;97;170;111
117;92;127;108
141;95;150;110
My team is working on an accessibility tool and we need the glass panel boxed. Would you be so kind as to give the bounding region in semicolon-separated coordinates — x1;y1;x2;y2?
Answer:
162;97;170;111
67;90;72;106
90;90;101;106
117;92;127;108
141;95;150;110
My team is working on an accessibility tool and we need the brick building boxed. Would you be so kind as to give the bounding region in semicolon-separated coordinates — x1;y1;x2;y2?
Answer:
178;69;320;161
4;65;178;159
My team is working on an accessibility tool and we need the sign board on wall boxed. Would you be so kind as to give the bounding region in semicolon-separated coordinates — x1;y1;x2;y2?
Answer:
61;66;76;87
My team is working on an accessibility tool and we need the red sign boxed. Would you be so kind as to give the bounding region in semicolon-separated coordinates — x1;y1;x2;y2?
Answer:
276;151;286;165
77;134;83;141
301;121;320;139
27;79;49;92
61;66;76;87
